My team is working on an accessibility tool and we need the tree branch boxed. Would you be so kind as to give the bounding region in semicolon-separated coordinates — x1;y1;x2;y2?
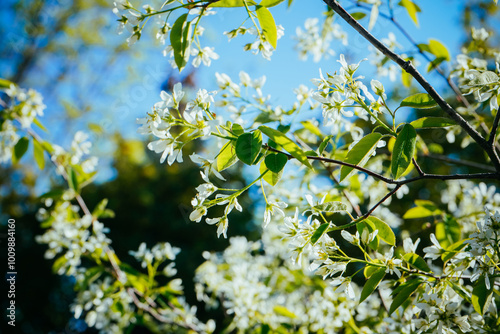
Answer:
264;145;500;184
322;0;500;172
489;109;500;146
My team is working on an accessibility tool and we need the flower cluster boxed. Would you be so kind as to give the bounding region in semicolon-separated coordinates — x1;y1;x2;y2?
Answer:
294;15;347;62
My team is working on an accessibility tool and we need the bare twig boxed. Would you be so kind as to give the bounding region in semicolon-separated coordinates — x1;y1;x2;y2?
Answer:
264;146;500;184
412;158;424;176
489;110;500;146
322;0;500;172
420;153;497;172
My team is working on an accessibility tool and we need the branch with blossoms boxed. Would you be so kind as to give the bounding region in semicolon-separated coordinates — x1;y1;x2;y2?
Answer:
119;0;500;332
0;82;215;333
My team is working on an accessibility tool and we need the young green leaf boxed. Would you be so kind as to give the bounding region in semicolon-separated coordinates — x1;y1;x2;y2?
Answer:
217;141;238;172
170;14;192;71
398;0;420;27
310;223;330;245
401;70;413;87
33;139;45;170
410;117;455;129
318;135;333;155
472;275;494;315
260;0;285;7
12;137;30;163
260;161;282;186
428;39;450;61
231;123;245;136
364;216;395;246
236;131;262;165
350;12;367;20
403;253;430;272
399;93;437;109
391;124;416;179
389;279;422;315
466;71;499;87
339;133;382;181
359;267;386;304
259;125;312;169
273;305;297;318
255;5;278;49
300;120;322;137
313;201;347;213
264;153;287;173
209;0;257;6
67;166;80;192
0;78;14;89
435;215;461;248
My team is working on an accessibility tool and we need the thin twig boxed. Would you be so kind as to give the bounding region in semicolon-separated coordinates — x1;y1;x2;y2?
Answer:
264;145;500;184
363;184;401;218
322;0;500;172
412;158;424;176
292;135;363;217
420;153;497;172
489;110;500;146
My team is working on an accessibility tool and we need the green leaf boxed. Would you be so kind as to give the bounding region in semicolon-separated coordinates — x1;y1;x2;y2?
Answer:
364;216;395;246
466;71;499;87
313;201;347;213
259;125;312;169
403;207;438;219
300;120;322;137
398;0;420;26
435;215;461;248
391;124;416;179
236;131;262;165
472;275;494;315
33;140;45;170
428;39;450;61
170;14;192;71
402;70;413;87
12;137;30;163
403;253;430;272
339;133;382;181
260;0;285;7
310;223;330;245
264;153;287;173
350;12;367;20
232;123;245;136
410;117;455;129
209;0;257;6
33;118;48;132
441;240;467;262
255;5;278;49
88;123;104;134
399;93;437;109
67;167;79;192
217;141;238;171
357;221;379;250
0;78;14;89
273;305;297;318
318;135;333;154
93;198;109;218
427;56;447;73
364;264;380;278
260;160;282;186
360;268;386;304
389;279;422;315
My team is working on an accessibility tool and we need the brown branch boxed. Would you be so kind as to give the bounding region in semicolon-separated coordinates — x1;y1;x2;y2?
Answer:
489;110;500;146
322;0;500;172
264;145;500;184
